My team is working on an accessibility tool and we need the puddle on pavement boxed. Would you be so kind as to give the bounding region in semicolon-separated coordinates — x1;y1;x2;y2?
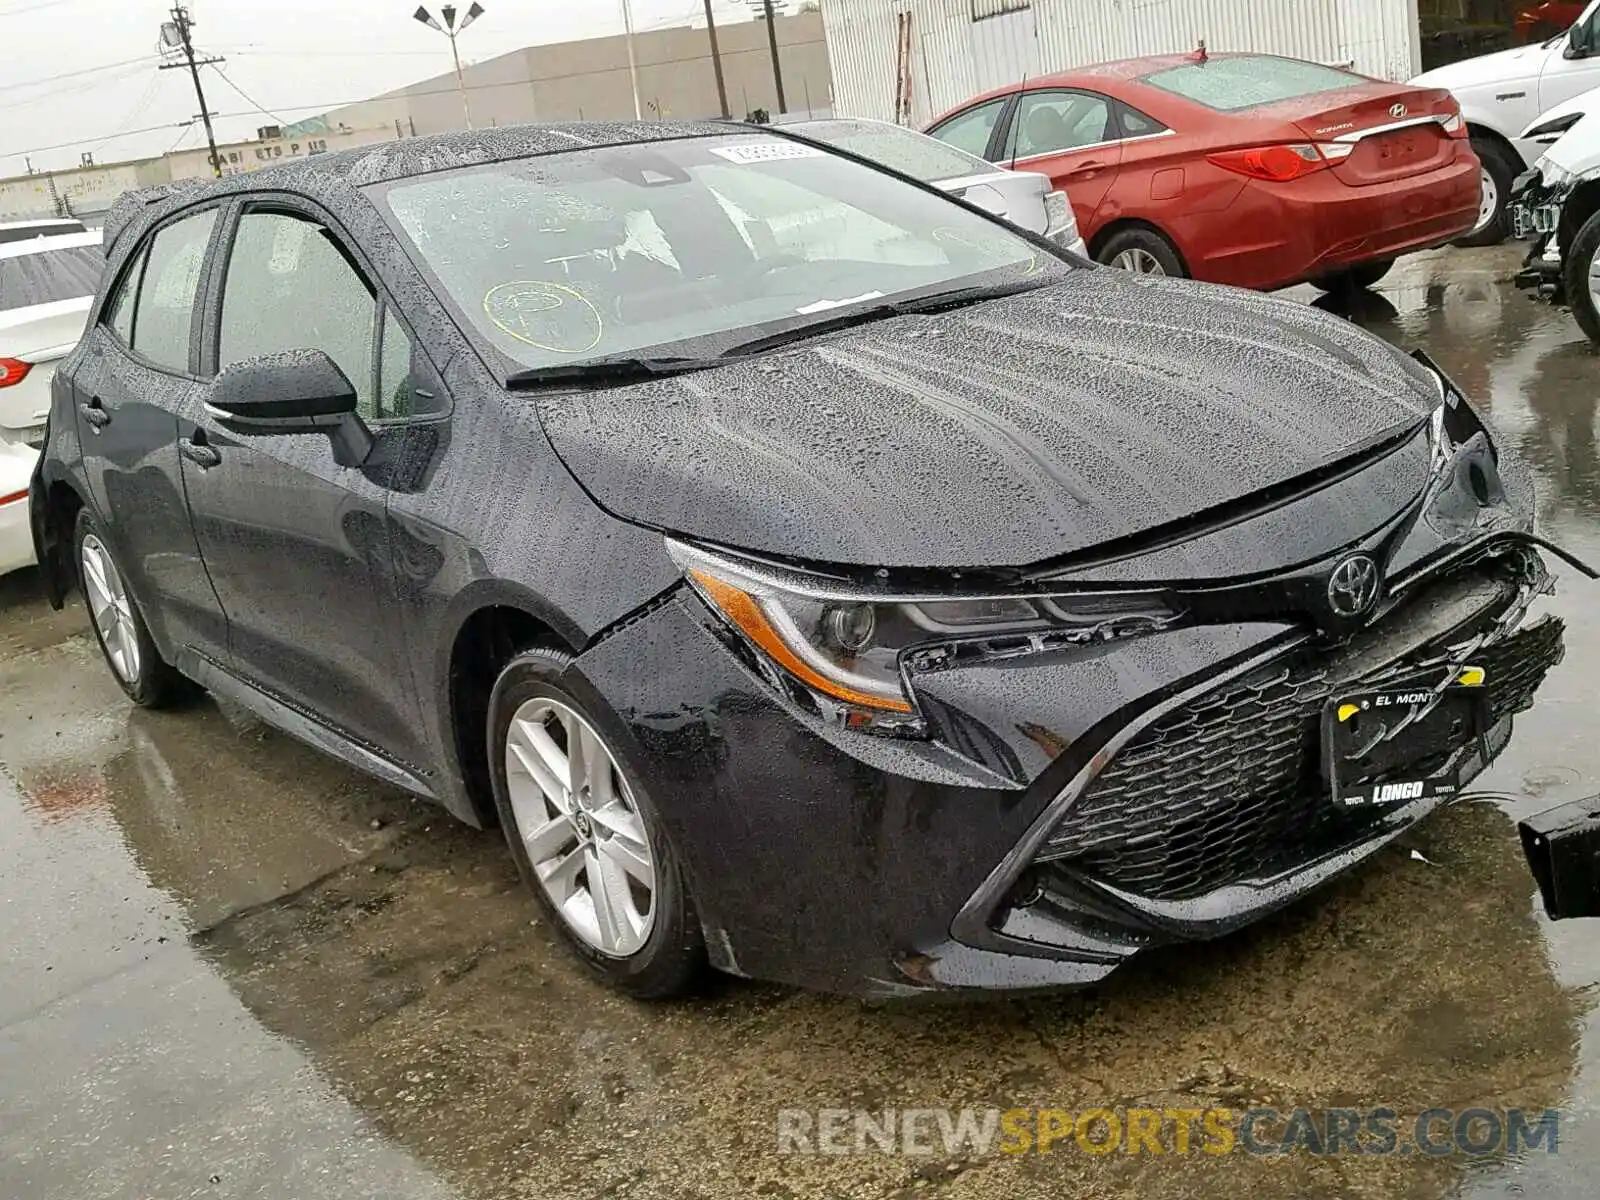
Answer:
2;250;1599;1198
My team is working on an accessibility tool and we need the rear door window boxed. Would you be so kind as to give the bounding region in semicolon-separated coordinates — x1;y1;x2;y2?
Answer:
129;210;218;373
928;98;1009;160
1005;91;1114;159
0;244;104;312
1141;56;1362;112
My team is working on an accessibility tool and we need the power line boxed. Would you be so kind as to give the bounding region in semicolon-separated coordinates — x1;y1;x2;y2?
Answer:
0;55;160;96
207;64;287;126
165;123;196;154
4;121;188;162
0;61;151;112
0;0;76;17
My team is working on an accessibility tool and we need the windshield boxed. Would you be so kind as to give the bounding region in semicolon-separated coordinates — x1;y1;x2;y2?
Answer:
1141;55;1363;112
0;243;103;312
374;132;1063;372
794;120;996;183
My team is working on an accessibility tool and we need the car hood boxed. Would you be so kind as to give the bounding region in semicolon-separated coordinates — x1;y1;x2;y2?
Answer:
1412;44;1548;95
535;272;1439;570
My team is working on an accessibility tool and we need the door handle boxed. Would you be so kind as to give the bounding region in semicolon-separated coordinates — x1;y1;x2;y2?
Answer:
179;436;221;470
1065;159;1106;179
79;397;110;431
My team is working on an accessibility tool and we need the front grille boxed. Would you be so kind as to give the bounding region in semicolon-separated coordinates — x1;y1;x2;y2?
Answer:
1035;569;1564;903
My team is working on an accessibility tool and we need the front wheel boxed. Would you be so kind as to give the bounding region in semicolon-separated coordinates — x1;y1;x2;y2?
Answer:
1563;209;1600;345
488;648;705;998
1458;136;1520;247
73;508;189;707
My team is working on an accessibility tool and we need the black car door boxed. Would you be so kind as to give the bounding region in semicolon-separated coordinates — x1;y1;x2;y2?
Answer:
71;206;230;661
178;198;431;768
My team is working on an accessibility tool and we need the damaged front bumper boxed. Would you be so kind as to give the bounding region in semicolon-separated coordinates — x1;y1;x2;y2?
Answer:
1511;166;1577;301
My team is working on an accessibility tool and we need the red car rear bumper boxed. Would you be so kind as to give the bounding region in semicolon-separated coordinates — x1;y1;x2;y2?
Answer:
1177;152;1482;291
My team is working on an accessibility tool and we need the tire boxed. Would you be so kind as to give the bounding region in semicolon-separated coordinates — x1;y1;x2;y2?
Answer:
487;647;705;998
1309;259;1395;292
1095;227;1186;277
1563;209;1600;345
73;508;189;708
1458;135;1520;248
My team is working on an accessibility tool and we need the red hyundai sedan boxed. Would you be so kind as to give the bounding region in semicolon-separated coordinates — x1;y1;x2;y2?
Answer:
926;52;1481;291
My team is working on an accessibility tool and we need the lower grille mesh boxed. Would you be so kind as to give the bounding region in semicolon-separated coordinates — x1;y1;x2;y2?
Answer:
1036;596;1564;903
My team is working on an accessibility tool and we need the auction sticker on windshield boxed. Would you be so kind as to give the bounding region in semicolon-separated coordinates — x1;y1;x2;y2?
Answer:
708;143;826;164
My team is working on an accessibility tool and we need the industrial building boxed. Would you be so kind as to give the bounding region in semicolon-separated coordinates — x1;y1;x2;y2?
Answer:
0;10;829;222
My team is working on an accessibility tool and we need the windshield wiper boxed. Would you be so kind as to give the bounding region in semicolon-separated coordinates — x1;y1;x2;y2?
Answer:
505;355;722;389
718;277;1055;359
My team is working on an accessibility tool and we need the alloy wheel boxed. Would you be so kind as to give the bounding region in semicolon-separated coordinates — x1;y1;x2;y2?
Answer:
504;697;656;957
1471;167;1499;236
1587;244;1600;321
80;534;141;685
1110;248;1166;275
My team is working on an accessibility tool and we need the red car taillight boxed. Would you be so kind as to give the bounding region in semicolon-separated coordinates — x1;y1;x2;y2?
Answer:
1207;142;1354;182
0;358;32;388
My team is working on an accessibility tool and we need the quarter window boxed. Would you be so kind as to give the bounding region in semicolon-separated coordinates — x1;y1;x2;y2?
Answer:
131;210;217;373
104;247;145;345
1007;91;1113;159
218;211;376;417
376;307;414;421
1118;104;1169;137
928;98;1008;160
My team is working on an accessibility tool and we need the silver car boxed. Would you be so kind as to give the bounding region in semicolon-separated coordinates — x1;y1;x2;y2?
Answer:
792;117;1087;256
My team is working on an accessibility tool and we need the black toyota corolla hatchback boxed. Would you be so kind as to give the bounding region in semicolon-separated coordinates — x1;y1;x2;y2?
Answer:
30;121;1582;998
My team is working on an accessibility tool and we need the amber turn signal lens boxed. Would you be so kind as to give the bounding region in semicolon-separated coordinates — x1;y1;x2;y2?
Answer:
690;569;914;713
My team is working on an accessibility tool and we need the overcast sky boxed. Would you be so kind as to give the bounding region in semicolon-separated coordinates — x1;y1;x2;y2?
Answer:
0;0;770;176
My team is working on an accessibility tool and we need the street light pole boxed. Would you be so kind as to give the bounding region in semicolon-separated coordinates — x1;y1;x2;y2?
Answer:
414;3;484;131
621;0;642;120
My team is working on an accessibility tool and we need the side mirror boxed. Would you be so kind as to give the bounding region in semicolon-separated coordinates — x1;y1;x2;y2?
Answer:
1568;21;1591;58
206;349;372;467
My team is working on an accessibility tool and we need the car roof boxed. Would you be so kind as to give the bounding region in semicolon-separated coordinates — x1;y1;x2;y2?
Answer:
104;119;740;258
942;51;1318;112
0;229;103;259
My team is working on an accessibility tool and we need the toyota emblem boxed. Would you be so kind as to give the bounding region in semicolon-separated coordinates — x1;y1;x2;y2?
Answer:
1328;555;1381;619
1389;102;1408;118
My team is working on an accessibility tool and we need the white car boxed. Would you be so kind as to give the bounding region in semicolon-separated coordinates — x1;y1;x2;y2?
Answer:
1508;92;1600;339
1413;0;1600;244
0;230;103;575
791;118;1087;256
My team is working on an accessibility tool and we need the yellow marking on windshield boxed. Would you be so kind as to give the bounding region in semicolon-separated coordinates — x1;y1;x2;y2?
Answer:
483;281;603;355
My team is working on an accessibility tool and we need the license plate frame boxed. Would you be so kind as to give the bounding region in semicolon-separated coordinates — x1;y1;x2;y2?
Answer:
1321;676;1490;810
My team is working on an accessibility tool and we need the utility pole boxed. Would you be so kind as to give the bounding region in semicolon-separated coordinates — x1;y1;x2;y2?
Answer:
621;0;642;120
702;0;729;118
754;0;787;114
158;5;224;178
415;4;485;131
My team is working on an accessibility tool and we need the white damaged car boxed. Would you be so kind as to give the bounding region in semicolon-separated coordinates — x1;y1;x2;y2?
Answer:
0;230;102;575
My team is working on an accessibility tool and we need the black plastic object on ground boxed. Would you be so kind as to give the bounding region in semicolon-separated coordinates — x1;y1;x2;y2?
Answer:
1520;795;1600;920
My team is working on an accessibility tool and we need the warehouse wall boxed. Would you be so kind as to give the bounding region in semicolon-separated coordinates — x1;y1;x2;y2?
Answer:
824;0;1424;125
322;12;832;134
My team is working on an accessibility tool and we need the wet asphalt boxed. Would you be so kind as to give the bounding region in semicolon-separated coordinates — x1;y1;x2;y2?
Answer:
4;246;1600;1199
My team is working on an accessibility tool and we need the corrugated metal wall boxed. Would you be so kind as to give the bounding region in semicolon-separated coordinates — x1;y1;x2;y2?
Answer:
825;0;1423;124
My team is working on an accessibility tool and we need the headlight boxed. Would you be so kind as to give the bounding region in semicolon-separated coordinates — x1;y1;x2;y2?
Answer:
1536;158;1577;189
669;540;1180;736
1526;112;1584;144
